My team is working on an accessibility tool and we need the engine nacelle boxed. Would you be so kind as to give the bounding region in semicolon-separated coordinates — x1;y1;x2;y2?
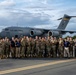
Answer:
48;31;60;37
30;30;42;36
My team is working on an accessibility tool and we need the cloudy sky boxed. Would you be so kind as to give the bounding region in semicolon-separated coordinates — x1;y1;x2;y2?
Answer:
0;0;76;35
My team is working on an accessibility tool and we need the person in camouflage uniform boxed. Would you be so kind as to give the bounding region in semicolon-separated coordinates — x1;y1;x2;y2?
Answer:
0;39;3;59
31;38;35;57
74;39;76;57
23;36;27;57
69;37;74;57
26;37;32;57
21;37;27;58
35;36;43;57
55;39;59;57
27;37;32;57
0;39;5;59
34;36;39;57
58;38;64;58
40;37;46;57
5;38;10;58
51;37;57;57
46;37;52;57
38;37;42;57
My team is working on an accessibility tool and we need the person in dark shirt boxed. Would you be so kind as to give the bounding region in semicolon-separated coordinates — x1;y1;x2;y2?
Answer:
11;37;15;58
15;39;21;58
74;39;76;57
11;41;15;47
64;39;70;58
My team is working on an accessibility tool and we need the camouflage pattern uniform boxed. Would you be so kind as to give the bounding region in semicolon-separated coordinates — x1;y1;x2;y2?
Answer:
27;38;32;57
40;38;46;57
0;40;3;59
5;39;10;58
51;39;56;57
1;39;6;58
46;39;52;57
58;38;64;57
69;40;74;57
31;39;35;57
35;39;40;57
21;38;27;57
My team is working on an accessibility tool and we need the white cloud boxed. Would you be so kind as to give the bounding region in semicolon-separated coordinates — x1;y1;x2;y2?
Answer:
0;8;51;27
0;0;15;7
0;0;76;33
41;0;48;4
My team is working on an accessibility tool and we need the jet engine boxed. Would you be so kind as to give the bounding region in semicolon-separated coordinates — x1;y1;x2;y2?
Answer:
48;31;60;37
30;30;43;36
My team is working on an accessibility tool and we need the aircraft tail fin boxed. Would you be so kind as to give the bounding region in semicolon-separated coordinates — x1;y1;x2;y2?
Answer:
57;14;76;30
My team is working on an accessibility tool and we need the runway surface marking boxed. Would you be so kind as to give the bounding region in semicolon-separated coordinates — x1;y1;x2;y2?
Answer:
0;59;76;75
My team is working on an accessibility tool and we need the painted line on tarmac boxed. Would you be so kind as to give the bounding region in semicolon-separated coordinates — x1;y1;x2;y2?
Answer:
0;59;76;75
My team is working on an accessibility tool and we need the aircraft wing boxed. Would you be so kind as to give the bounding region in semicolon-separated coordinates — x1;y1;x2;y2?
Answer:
60;30;76;34
31;28;76;34
30;27;76;37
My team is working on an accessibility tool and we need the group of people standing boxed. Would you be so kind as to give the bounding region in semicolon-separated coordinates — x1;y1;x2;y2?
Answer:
0;36;76;59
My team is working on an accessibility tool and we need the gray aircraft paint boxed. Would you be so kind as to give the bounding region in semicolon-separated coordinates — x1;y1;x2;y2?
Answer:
0;14;76;38
57;14;71;30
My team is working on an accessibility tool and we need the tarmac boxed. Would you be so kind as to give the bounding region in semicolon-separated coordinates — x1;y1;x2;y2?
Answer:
0;58;76;75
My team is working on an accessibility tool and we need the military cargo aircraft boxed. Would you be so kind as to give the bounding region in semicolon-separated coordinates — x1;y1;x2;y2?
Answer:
0;14;76;38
